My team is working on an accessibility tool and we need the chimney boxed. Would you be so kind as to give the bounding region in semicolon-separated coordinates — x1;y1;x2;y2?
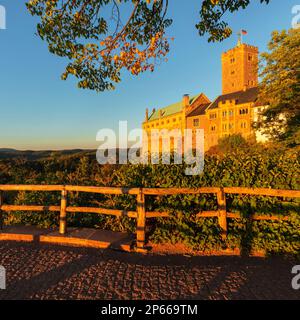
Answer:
152;108;156;114
145;108;149;122
183;94;190;108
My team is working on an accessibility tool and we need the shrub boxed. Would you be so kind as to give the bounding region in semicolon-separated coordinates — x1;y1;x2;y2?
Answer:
2;148;300;255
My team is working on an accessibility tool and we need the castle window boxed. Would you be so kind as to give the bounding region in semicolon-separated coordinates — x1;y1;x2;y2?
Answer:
229;110;234;117
209;113;217;119
193;119;199;127
239;109;248;115
222;124;227;131
167;120;170;124
229;123;234;130
222;111;227;118
211;125;216;132
241;122;247;129
173;118;176;122
248;54;252;61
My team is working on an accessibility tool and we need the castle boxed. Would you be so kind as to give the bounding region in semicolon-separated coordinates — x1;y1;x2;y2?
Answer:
142;40;267;152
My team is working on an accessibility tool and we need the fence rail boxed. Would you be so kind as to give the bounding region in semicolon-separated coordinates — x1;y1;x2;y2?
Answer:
0;185;299;251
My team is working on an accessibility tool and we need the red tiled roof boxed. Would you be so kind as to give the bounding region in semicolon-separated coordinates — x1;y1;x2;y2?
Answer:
209;87;259;110
187;103;211;117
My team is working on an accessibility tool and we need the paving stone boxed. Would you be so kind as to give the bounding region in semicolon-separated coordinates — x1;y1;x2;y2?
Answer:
0;241;299;300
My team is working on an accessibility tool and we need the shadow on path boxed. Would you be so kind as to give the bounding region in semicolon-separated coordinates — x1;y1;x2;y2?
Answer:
0;241;298;300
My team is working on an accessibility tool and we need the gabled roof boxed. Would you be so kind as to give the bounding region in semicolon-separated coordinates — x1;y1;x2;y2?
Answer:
147;93;206;121
187;103;211;117
209;87;259;110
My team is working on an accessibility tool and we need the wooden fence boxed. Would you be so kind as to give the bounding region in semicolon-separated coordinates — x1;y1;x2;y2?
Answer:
0;185;299;252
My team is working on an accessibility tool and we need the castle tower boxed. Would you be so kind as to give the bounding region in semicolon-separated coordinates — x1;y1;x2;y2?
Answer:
221;42;258;95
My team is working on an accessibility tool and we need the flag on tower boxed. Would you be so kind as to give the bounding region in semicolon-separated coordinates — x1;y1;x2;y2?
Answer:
241;30;248;35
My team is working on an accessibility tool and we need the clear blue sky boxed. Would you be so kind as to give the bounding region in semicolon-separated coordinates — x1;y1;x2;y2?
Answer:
0;0;296;150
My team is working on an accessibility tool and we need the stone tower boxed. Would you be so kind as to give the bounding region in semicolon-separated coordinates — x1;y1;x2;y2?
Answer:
221;42;258;95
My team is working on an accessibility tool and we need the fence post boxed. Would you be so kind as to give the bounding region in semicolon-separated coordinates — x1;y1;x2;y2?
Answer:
136;188;146;252
217;187;227;239
0;191;3;230
59;189;67;235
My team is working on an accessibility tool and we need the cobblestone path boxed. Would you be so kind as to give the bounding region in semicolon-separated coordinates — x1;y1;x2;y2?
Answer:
0;241;299;300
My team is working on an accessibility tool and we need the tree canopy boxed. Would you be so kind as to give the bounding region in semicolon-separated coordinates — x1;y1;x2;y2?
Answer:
256;28;300;148
26;0;271;91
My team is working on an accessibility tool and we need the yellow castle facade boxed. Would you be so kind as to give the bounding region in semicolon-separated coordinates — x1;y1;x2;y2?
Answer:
142;41;267;152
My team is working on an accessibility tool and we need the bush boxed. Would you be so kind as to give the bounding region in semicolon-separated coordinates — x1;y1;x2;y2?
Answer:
2;148;300;255
112;148;300;254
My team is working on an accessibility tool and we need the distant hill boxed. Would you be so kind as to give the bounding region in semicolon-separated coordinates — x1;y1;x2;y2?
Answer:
0;148;95;160
0;148;138;162
0;148;19;152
